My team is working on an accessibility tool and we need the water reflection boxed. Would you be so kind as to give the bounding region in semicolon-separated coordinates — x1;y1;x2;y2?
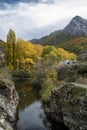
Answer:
17;101;50;130
15;80;39;111
15;80;68;130
15;80;50;130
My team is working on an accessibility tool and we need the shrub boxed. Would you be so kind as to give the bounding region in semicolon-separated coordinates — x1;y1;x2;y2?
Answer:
78;65;87;75
40;69;58;102
12;69;31;79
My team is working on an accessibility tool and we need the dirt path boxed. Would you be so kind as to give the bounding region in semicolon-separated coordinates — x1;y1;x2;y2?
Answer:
71;82;87;89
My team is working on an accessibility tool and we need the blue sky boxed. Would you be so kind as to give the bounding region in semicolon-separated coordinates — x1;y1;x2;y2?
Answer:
0;0;87;41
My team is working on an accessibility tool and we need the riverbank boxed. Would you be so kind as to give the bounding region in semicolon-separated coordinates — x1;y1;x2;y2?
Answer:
0;78;19;130
0;53;19;130
45;63;87;130
15;80;68;130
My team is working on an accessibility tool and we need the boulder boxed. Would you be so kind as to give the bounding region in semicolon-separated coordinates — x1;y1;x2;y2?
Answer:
78;51;87;62
56;63;87;81
0;78;19;130
45;83;87;130
0;50;5;67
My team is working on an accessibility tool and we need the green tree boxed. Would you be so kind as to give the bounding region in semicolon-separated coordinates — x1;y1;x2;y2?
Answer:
40;69;58;102
6;29;16;69
42;46;62;61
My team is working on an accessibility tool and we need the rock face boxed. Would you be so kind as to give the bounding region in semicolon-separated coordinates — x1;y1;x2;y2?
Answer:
63;16;87;36
0;51;19;130
78;51;87;62
56;63;87;82
57;63;78;82
45;63;87;130
30;15;87;46
45;83;87;130
0;50;5;67
0;78;19;130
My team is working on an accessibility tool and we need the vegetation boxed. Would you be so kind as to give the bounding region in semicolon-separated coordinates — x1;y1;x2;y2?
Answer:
5;29;77;101
40;69;58;101
6;29;16;69
0;40;5;53
78;65;87;75
58;37;87;54
32;32;87;55
31;57;58;101
57;48;77;60
31;46;76;101
31;33;76;46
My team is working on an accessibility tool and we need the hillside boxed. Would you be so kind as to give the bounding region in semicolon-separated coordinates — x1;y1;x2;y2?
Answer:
31;32;76;46
58;37;87;54
31;16;87;54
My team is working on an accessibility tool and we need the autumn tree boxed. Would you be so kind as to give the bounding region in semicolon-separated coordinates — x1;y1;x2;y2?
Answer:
6;29;16;69
57;48;77;60
42;46;62;62
16;39;43;70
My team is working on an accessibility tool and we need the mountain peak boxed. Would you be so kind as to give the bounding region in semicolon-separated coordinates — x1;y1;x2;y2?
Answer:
31;16;87;46
71;15;87;23
72;15;83;20
63;16;87;36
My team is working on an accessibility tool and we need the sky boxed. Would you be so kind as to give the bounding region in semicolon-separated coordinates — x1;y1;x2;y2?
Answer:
0;0;87;41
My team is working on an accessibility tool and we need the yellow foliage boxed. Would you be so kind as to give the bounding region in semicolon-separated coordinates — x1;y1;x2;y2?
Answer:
13;38;77;70
34;44;43;59
57;48;77;60
25;58;35;65
16;39;43;69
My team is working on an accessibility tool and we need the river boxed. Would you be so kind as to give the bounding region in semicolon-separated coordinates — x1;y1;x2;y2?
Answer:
15;80;68;130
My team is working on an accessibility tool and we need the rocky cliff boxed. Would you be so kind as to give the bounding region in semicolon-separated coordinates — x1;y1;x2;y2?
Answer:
45;63;87;130
0;51;19;130
0;78;19;130
45;83;87;130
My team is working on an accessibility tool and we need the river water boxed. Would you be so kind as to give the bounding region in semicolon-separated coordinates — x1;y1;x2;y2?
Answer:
15;80;68;130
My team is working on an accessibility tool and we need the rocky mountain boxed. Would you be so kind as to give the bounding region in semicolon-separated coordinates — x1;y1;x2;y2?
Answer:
63;16;87;36
31;16;87;46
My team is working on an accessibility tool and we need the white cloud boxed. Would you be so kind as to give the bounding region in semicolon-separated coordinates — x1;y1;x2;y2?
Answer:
0;0;87;41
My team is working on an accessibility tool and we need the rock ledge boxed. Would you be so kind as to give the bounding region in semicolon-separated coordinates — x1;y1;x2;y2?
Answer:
45;83;87;130
0;78;19;130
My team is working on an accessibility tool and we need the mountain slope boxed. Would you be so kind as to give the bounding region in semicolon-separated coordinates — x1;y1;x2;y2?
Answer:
58;36;87;54
31;32;76;46
31;16;87;46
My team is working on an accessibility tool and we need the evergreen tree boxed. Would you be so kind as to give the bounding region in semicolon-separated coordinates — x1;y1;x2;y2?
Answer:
6;29;16;69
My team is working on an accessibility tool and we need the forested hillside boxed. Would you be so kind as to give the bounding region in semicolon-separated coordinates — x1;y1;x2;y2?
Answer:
31;16;87;55
58;37;87;54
